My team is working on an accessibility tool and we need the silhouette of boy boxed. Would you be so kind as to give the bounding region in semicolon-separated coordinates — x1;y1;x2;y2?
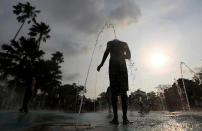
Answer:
97;39;131;125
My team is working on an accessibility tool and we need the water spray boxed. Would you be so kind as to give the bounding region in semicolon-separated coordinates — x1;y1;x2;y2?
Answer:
181;62;201;85
180;62;191;111
94;45;102;112
179;62;202;111
175;78;186;110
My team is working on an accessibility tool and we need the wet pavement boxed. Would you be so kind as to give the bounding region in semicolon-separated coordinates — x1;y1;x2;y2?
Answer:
0;111;202;131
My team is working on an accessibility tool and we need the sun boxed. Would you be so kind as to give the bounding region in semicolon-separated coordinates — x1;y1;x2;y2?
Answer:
151;53;166;67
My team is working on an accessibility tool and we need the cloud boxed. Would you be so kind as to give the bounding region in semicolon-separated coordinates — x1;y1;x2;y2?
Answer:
109;0;141;25
58;39;91;57
63;73;81;81
35;0;141;34
63;40;90;56
0;9;4;16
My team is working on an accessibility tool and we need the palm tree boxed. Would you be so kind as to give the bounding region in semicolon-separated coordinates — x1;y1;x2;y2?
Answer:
28;22;51;48
0;37;44;80
13;2;40;40
0;2;64;111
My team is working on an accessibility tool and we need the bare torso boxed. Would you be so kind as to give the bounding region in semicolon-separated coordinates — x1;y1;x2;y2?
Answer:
108;40;129;61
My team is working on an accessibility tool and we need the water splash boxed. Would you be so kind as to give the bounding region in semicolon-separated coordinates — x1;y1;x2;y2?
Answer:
128;59;137;83
95;23;117;46
175;79;187;110
180;62;191;111
94;45;102;112
158;92;166;110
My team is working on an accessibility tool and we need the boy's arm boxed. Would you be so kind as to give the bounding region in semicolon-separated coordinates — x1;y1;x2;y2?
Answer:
97;42;110;71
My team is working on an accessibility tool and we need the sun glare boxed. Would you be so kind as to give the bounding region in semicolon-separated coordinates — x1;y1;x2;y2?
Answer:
151;54;166;67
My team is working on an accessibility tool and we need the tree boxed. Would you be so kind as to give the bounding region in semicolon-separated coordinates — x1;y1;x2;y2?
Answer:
0;37;44;88
13;2;40;40
156;84;170;94
128;89;147;110
0;2;64;110
28;22;51;48
58;83;84;111
177;78;202;108
35;52;64;96
96;92;108;110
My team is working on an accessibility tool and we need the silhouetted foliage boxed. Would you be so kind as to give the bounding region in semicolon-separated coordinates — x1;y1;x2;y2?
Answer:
57;83;84;111
13;2;40;23
0;37;45;92
13;2;40;40
163;78;202;111
28;22;51;48
0;2;64;110
177;79;202;108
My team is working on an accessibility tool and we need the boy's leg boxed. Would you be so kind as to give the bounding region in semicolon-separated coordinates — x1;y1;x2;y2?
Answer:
110;92;119;124
121;92;127;119
109;104;112;113
121;92;129;124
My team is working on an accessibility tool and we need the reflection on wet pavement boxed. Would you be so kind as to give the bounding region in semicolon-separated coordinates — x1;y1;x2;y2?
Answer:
0;111;202;131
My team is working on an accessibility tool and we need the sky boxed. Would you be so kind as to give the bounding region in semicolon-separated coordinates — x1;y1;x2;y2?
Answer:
0;0;202;98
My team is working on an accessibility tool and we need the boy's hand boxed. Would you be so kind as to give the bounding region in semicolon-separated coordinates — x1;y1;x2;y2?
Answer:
97;64;102;72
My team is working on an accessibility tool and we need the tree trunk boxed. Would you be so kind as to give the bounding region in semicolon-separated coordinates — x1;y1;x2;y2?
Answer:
13;21;25;41
37;34;42;49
